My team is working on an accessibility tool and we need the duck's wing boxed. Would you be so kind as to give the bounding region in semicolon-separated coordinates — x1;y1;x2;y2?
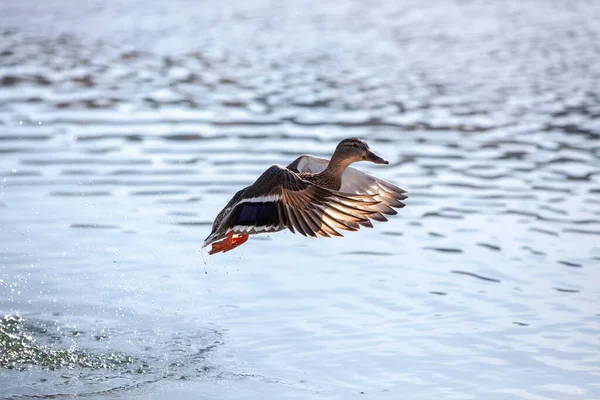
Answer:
203;165;381;246
286;154;329;173
289;155;408;222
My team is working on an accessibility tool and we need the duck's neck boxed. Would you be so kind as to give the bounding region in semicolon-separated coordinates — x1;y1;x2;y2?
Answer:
319;152;353;191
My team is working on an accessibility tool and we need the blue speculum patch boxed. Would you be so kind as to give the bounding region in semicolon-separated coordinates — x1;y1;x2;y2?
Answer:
236;202;279;227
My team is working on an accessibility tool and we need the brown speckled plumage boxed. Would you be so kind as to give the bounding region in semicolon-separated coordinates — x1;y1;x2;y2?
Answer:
203;138;407;252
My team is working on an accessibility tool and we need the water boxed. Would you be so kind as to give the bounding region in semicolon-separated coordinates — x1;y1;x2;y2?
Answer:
1;0;600;398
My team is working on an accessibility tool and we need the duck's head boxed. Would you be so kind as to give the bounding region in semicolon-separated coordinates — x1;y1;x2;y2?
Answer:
335;138;389;165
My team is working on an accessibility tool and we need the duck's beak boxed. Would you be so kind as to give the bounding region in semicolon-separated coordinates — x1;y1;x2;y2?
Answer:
365;149;389;164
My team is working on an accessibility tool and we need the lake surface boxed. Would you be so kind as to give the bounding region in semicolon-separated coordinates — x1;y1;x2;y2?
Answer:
1;0;600;398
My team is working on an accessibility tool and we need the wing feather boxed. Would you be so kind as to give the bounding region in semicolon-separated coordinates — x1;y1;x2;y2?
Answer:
204;159;405;247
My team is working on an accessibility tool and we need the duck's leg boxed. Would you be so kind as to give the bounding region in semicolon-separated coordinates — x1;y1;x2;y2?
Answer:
209;231;249;254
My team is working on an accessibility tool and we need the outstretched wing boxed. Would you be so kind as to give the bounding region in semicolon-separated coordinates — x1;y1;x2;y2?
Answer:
203;165;381;246
287;155;408;222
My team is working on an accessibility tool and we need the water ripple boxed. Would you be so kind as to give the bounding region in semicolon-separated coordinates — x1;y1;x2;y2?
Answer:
451;270;502;283
1;0;600;398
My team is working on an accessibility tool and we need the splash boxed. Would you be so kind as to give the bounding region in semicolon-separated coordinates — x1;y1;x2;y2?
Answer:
0;314;146;372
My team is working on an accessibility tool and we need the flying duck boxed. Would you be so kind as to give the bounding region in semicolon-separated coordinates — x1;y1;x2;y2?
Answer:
203;138;407;254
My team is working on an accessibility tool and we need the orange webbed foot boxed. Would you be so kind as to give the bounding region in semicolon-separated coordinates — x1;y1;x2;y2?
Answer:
208;231;249;255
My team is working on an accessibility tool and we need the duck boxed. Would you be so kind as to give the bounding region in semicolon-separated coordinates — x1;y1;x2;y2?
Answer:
203;137;407;254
